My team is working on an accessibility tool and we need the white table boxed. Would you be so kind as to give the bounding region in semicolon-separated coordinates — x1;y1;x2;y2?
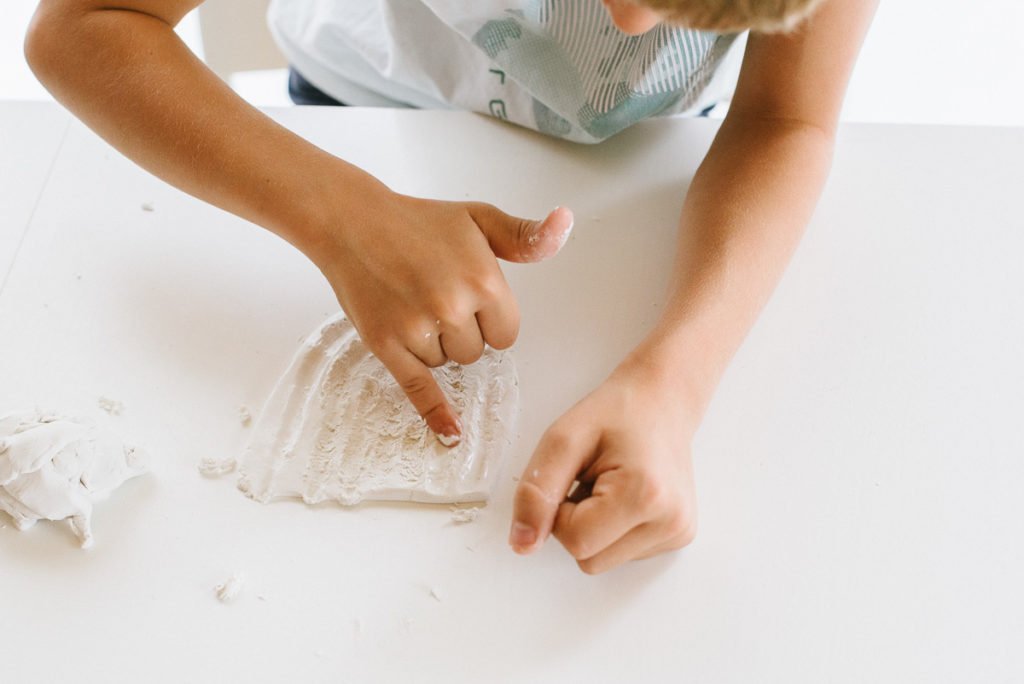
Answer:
2;103;1022;682
0;101;70;282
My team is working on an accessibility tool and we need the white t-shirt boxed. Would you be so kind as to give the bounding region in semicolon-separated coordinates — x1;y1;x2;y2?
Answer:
268;0;742;143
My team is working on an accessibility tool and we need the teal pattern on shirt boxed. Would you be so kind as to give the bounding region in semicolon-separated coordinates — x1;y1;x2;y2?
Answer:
469;0;736;141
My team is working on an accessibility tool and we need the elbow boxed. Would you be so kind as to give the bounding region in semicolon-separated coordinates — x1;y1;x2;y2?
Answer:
24;2;86;93
721;107;838;169
727;106;837;146
24;5;62;88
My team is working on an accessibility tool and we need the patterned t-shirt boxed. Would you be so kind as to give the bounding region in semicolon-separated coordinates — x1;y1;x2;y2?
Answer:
269;0;739;143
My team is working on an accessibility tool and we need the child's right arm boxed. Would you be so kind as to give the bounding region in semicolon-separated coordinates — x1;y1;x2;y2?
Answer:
26;0;573;442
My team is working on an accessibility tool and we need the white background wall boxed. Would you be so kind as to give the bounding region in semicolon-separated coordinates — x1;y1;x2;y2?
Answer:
2;0;1023;126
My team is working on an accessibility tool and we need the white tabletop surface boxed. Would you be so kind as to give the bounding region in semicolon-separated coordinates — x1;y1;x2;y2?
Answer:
0;101;70;282
1;103;1023;683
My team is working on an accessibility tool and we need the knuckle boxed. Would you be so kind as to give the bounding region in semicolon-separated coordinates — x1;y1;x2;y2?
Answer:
514;478;558;513
678;521;698;547
665;514;697;548
511;481;532;511
487;310;520;351
515;220;536;258
512;479;540;513
557;528;590;560
398;372;434;398
464;201;497;224
508;305;521;334
448;345;484;366
422;356;447;369
487;331;515;351
435;300;476;328
469;271;503;301
464;345;485;364
359;325;390;351
429;300;460;326
540;426;574;456
636;475;669;514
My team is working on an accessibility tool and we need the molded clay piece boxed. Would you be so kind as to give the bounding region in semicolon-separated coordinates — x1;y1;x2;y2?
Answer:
238;314;518;506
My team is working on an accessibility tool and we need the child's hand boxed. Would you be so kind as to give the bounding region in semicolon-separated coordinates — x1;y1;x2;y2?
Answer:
312;188;573;444
509;361;699;574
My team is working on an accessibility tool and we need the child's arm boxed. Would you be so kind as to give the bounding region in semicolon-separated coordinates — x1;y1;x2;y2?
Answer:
510;0;879;573
25;0;573;443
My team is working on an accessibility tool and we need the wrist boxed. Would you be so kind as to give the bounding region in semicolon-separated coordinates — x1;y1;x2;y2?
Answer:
612;337;709;436
274;156;394;270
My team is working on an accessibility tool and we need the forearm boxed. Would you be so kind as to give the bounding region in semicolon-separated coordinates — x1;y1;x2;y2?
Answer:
627;113;834;418
24;2;386;258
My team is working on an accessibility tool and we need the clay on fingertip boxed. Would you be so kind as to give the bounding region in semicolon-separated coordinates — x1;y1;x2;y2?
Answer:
548;207;575;255
436;432;461;447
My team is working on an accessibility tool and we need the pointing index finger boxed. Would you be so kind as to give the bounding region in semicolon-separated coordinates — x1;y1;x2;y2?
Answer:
377;344;462;446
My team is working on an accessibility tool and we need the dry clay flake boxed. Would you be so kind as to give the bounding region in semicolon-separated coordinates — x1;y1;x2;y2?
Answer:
238;314;518;505
0;411;148;548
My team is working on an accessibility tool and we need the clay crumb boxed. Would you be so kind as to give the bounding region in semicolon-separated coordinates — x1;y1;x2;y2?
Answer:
449;506;480;524
198;457;237;478
215;573;244;603
429;586;443;602
141;202;155;212
97;396;124;416
239;405;252;427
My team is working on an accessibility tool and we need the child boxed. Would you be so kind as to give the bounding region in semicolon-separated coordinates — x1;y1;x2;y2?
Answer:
25;0;877;573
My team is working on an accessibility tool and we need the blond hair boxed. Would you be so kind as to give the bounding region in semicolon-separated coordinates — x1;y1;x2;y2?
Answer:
638;0;828;33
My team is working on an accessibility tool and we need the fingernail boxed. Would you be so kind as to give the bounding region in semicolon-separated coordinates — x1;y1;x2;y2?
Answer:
436;431;461;447
509;522;537;552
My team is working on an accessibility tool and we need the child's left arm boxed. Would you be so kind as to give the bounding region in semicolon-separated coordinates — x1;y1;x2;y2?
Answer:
509;0;879;573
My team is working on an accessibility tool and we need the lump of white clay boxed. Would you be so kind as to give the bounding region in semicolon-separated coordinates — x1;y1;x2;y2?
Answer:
215;573;244;603
238;405;252;427
238;313;518;506
0;411;148;548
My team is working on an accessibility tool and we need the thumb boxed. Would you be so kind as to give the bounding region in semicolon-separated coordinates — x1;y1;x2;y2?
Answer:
510;424;596;555
469;204;575;263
